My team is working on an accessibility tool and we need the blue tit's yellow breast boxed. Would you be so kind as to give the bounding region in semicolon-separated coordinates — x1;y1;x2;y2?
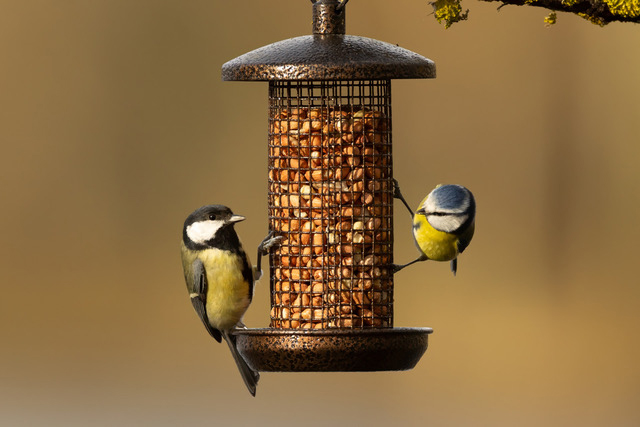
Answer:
413;214;460;262
198;248;251;331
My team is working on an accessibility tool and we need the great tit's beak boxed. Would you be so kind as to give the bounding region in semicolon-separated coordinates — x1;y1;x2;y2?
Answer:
229;214;246;224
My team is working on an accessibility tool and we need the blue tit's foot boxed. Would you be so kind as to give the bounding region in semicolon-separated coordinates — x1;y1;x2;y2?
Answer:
391;255;428;274
392;178;405;200
392;178;414;217
234;322;248;330
391;263;405;274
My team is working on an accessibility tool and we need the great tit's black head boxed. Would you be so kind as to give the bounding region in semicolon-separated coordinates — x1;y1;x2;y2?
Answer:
418;184;476;233
182;205;245;249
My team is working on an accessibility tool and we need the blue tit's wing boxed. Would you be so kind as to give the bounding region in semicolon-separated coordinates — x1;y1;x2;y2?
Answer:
457;237;471;254
452;221;475;276
190;258;222;343
456;221;475;254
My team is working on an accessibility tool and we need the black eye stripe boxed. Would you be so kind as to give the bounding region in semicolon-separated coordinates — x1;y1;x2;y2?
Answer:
418;209;465;217
428;211;465;217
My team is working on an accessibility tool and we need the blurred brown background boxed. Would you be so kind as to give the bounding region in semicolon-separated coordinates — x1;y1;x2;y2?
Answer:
1;0;639;425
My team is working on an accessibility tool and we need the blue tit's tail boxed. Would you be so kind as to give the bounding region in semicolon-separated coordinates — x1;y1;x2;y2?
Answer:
450;258;457;276
221;330;260;396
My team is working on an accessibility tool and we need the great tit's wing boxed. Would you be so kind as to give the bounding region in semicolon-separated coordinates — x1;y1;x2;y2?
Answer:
190;258;222;343
252;267;262;282
237;248;255;302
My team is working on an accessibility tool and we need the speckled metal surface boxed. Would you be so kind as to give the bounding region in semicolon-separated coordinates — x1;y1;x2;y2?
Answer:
221;0;435;81
233;328;433;372
312;0;346;35
222;35;435;81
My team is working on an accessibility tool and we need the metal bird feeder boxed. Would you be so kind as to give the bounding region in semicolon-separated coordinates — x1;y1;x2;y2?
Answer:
223;0;434;372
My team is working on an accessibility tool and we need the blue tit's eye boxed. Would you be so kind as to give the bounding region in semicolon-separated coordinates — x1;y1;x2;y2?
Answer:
208;213;217;220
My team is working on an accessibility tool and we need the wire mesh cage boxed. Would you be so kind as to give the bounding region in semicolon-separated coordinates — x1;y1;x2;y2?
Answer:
222;0;435;372
268;80;394;330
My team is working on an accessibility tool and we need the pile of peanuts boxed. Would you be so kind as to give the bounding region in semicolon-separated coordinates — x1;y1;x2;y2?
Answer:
268;106;394;329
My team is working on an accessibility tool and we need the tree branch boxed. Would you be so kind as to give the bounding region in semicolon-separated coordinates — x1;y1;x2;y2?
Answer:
430;0;640;26
481;0;640;25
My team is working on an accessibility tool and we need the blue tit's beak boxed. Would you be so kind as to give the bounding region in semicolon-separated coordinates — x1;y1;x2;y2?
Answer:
229;214;246;224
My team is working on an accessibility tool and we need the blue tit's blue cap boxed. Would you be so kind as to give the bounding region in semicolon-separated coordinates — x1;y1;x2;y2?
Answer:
428;184;475;214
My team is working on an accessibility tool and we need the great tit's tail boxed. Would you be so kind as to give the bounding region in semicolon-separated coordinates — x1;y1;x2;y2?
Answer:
221;331;260;397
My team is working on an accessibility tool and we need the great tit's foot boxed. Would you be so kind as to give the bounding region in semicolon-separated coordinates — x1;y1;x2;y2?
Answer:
255;231;284;280
234;322;248;330
258;231;284;256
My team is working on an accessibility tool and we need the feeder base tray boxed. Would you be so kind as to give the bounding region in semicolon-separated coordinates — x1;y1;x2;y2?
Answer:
233;327;432;372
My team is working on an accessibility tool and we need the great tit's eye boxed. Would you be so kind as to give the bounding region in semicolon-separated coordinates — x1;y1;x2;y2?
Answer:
208;213;217;221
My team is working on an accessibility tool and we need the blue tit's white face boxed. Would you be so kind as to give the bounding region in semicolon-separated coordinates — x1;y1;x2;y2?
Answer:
422;184;475;233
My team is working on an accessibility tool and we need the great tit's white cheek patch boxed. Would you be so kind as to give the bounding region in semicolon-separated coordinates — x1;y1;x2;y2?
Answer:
186;220;224;244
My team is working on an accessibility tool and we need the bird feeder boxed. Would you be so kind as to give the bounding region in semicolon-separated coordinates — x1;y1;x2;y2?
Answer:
223;0;434;372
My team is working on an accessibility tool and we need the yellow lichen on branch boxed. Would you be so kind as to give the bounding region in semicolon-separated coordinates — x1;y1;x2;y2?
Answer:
544;11;558;24
430;0;640;26
431;0;469;28
601;0;640;20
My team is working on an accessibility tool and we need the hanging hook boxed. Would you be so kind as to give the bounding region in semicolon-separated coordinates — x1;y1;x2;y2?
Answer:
336;0;349;11
310;0;348;7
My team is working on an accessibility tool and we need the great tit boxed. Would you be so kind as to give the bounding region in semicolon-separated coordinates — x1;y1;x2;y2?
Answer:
393;180;476;276
180;204;279;396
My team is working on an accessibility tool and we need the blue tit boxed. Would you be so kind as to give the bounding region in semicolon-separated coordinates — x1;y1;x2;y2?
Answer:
180;205;280;396
393;181;476;276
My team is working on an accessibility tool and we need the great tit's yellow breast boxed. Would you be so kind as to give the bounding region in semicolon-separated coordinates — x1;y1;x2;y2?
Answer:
199;248;251;331
413;214;459;262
